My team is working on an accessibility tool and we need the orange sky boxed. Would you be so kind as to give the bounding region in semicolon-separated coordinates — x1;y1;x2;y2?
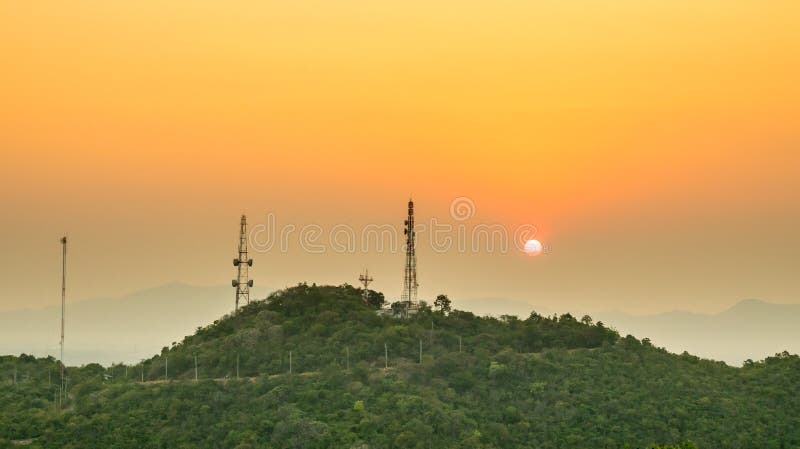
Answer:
1;1;799;314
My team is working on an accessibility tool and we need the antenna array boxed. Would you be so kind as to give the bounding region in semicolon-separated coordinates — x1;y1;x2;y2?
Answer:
358;269;373;304
401;199;418;317
232;215;253;312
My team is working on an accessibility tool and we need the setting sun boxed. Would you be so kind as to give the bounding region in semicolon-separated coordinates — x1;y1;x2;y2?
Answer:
524;239;543;256
0;2;798;447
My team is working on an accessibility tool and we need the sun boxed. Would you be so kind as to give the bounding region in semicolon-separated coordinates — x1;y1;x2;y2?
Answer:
524;239;543;256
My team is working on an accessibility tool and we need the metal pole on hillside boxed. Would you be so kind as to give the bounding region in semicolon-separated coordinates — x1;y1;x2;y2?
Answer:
59;236;67;407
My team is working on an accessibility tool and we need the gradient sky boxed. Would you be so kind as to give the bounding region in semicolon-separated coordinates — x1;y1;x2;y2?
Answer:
1;1;798;315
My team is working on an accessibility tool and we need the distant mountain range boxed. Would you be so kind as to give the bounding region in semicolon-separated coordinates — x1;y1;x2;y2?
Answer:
455;296;800;366
1;284;796;366
0;283;270;365
453;297;555;319
593;299;800;366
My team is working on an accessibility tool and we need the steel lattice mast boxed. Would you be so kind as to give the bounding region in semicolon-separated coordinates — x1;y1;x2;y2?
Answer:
401;198;418;317
232;215;253;313
359;269;373;305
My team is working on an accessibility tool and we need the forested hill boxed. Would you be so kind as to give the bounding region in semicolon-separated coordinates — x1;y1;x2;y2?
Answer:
149;283;617;380
2;284;799;449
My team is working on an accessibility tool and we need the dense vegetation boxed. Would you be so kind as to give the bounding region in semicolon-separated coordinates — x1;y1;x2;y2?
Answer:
1;283;798;448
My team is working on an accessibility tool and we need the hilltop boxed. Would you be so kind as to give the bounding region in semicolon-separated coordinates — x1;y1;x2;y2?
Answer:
142;283;615;381
1;284;799;449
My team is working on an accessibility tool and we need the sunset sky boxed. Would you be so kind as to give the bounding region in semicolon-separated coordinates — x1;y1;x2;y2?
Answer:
1;1;798;315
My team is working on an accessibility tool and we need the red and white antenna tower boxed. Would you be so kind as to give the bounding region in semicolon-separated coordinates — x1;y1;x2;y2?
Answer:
401;198;418;317
232;215;253;312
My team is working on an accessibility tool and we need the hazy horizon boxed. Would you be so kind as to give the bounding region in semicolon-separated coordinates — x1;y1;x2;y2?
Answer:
3;279;797;316
2;1;799;359
2;281;797;367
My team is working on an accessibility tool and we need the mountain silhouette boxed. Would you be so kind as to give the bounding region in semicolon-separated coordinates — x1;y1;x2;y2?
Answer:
1;284;795;366
594;299;800;365
0;282;270;365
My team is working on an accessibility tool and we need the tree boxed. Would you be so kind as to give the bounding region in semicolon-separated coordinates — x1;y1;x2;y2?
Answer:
390;301;404;316
366;290;385;308
434;294;452;313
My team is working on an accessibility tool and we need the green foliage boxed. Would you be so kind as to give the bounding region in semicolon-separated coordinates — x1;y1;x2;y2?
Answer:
365;289;385;309
434;294;452;313
1;284;798;448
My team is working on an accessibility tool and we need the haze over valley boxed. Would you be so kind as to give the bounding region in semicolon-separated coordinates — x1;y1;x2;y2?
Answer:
3;283;795;367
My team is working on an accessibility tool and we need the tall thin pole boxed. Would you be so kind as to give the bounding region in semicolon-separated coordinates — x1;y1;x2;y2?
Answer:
59;236;67;406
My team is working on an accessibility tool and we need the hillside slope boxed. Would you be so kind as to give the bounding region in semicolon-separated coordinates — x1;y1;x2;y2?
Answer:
1;284;798;449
